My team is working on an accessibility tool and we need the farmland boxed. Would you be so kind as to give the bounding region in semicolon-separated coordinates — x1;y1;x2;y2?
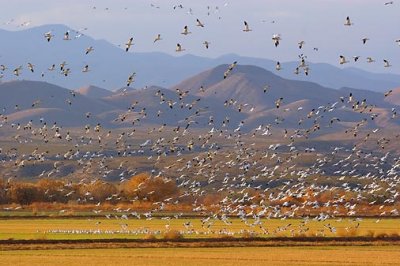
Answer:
1;246;399;266
0;217;399;241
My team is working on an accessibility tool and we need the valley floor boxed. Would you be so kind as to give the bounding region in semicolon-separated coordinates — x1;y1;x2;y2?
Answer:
1;246;399;266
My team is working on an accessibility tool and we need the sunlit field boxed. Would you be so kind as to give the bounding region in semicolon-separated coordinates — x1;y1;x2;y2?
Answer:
1;246;399;266
0;217;399;240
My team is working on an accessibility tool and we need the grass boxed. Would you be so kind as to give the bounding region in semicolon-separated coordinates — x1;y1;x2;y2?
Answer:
0;217;398;240
1;246;399;265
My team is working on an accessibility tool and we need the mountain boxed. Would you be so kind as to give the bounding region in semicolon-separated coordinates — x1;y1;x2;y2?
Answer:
171;64;399;129
1;65;398;132
0;80;120;126
76;85;115;99
0;24;399;92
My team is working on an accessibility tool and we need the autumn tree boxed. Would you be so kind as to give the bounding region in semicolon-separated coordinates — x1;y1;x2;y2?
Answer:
123;172;178;202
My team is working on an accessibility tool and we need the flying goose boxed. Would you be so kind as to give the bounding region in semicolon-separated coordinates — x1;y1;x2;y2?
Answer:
383;59;392;67
176;43;185;52
63;31;70;40
27;63;34;72
366;57;375;63
13;66;22;76
243;21;252;32
275;61;281;71
154;34;162;43
125;37;133;52
85;46;94;54
82;64;89;72
384;90;393;97
203;41;210;49
298;40;305;49
196;19;205;27
44;31;54;42
344;16;353;26
362;37;369;44
339;55;349;64
272;34;281;47
127;72;136;86
353;56;360;62
181;25;191;35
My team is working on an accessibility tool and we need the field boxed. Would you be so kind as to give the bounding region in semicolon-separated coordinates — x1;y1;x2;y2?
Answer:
0;217;399;240
1;246;399;266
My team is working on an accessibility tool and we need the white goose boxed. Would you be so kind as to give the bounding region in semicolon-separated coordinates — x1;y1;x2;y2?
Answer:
383;59;392;67
125;37;133;52
243;21;252;32
196;19;205;27
344;16;353;26
176;43;185;52
181;26;191;35
154;34;162;43
339;55;349;64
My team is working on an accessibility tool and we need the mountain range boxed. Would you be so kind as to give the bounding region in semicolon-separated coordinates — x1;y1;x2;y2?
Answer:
1;63;399;135
0;24;398;92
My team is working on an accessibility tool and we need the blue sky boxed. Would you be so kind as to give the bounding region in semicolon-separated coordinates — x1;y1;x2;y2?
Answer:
1;0;400;73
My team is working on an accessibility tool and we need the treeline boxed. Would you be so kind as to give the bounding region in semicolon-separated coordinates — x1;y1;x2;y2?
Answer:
0;173;179;205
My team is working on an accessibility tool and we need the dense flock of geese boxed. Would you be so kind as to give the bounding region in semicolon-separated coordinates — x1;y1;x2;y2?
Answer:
0;2;399;237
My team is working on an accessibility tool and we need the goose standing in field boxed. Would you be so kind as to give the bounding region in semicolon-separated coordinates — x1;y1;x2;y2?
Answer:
383;59;392;67
125;37;133;52
127;72;136;86
175;43;185;52
196;18;205;27
243;21;252;32
181;25;191;35
339;55;349;64
344;16;353;26
154;34;162;43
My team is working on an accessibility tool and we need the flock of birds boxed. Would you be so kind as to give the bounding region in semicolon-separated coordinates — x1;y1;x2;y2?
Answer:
0;2;399;237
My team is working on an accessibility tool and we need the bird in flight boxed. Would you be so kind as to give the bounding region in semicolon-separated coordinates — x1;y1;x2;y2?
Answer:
154;34;162;43
203;41;210;49
339;55;349;64
125;37;134;52
127;72;136;86
85;46;94;54
176;43;185;52
243;21;252;32
383;59;392;67
181;26;191;35
344;16;353;26
196;19;205;27
275;61;282;71
44;31;54;42
272;34;281;47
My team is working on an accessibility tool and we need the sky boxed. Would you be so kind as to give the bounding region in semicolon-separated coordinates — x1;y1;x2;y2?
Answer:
1;0;400;73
